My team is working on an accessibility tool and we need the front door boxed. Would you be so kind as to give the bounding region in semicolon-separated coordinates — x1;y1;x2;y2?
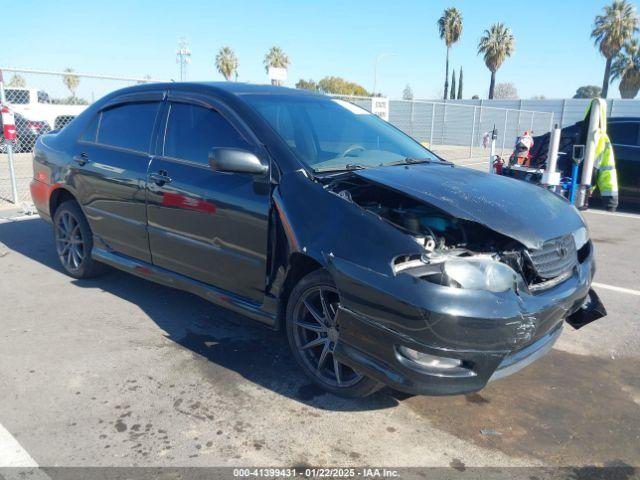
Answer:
72;95;163;262
146;96;270;303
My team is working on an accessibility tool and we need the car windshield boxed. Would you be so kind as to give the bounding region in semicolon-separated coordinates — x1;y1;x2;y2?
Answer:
243;94;440;172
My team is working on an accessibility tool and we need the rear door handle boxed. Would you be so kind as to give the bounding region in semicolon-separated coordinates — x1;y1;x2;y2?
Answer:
149;171;172;186
73;152;90;166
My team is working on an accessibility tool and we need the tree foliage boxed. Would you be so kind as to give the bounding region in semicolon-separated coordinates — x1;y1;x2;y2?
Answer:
7;74;26;88
478;23;515;99
296;79;318;91
450;69;456;100
317;76;369;96
264;46;290;85
573;85;602;98
437;7;463;100
592;0;639;97
494;82;519;100
62;68;80;98
612;38;640;98
402;84;414;100
457;68;463;99
216;46;239;81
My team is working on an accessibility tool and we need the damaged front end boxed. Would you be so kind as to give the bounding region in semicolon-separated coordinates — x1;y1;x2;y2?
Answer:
317;170;606;394
325;173;597;299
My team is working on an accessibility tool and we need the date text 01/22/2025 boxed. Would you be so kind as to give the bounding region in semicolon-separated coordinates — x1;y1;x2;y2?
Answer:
232;467;400;478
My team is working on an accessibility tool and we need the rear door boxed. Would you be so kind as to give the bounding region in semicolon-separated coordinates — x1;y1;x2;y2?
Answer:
608;121;640;206
146;93;271;303
72;92;164;262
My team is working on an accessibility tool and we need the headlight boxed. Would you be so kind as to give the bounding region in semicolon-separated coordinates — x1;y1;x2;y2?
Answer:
572;226;589;250
443;257;517;292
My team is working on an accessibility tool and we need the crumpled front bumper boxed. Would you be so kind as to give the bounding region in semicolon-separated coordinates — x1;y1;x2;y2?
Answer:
329;248;606;396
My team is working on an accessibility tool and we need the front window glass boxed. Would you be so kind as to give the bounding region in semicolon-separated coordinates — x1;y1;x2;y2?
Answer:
163;103;250;164
608;122;639;146
243;95;438;171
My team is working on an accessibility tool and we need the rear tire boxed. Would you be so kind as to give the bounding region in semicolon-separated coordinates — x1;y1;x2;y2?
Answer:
53;200;105;279
286;269;382;398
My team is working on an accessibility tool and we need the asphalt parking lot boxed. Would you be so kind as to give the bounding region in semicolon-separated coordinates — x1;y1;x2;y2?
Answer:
0;183;638;475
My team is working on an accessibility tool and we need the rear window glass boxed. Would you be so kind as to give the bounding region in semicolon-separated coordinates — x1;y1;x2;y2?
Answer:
5;89;29;104
608;122;639;146
163;102;249;164
97;102;160;153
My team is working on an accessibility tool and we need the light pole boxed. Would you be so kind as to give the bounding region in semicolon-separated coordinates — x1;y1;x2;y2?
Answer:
176;37;191;81
373;53;395;96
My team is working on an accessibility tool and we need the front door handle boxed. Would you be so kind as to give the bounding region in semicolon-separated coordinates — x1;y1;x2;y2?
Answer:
73;152;90;166
149;170;172;186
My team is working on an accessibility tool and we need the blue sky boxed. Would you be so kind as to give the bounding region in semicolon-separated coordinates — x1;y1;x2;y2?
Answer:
4;0;631;99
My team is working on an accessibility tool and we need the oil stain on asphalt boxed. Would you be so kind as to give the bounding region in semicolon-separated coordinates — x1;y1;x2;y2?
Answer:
402;349;640;465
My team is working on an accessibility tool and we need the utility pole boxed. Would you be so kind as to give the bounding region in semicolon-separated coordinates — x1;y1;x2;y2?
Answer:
373;53;395;96
176;37;191;81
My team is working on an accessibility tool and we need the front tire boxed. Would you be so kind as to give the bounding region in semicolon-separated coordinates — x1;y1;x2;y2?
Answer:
286;270;382;398
53;200;105;279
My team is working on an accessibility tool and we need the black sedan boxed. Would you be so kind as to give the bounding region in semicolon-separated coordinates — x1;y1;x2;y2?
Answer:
30;83;605;397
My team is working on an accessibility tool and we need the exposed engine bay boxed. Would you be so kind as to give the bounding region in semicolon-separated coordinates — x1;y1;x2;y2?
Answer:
323;174;588;292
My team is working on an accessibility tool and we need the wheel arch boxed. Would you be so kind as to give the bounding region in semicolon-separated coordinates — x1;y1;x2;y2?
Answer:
49;187;78;219
276;252;325;331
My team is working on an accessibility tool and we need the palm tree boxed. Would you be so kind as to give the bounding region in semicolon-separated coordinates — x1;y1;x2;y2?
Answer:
612;38;640;98
264;46;290;85
62;68;80;98
215;47;239;81
592;0;639;98
437;7;463;100
477;23;515;99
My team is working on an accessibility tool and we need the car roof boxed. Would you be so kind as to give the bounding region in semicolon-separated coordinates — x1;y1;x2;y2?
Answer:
608;117;640;122
110;81;323;99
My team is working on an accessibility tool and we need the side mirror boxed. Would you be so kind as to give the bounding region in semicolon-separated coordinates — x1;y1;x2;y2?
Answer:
208;148;268;175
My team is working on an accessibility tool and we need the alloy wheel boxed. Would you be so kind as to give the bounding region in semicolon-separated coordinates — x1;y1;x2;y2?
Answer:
292;285;363;388
55;211;85;272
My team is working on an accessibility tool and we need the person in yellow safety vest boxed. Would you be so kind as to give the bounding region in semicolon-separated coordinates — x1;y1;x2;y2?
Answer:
585;99;619;212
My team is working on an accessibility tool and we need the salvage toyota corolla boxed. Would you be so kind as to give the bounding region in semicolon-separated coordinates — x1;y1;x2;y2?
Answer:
30;83;606;397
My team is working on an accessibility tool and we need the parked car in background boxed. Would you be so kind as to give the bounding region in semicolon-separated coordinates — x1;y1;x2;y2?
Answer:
5;88;85;132
0;109;51;153
607;117;640;208
515;117;640;209
30;83;605;398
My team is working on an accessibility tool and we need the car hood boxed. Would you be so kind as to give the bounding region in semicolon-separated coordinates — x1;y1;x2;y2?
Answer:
354;163;585;250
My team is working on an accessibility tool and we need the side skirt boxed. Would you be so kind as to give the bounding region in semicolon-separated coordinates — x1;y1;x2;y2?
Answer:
92;247;277;327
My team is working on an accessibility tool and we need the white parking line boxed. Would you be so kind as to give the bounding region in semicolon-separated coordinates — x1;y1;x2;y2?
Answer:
455;160;487;166
582;209;640;220
0;422;37;467
0;214;39;224
592;282;640;297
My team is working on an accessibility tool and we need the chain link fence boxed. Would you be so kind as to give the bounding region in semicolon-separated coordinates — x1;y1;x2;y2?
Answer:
0;68;555;207
0;68;161;206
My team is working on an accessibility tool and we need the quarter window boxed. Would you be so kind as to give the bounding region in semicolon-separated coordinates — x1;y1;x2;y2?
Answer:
97;102;160;153
80;114;100;142
163;103;250;163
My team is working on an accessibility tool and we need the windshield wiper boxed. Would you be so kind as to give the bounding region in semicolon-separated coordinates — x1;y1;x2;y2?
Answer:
314;163;367;173
383;157;453;167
